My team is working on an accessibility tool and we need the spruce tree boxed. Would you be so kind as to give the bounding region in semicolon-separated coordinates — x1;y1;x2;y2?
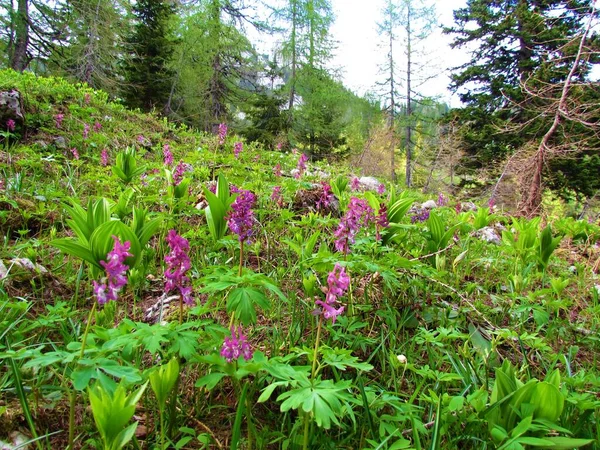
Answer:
123;0;177;113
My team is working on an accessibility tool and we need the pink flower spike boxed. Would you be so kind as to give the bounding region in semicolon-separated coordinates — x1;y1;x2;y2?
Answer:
234;141;243;159
164;229;193;306
93;236;132;305
93;121;102;132
100;149;109;166
315;263;350;324
6;119;16;132
221;327;253;362
83;123;90;139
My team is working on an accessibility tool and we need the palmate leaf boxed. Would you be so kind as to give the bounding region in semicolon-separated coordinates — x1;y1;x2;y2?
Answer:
227;287;270;326
277;378;354;429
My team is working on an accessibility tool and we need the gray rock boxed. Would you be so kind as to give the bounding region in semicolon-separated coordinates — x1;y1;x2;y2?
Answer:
421;200;438;209
476;226;501;245
358;176;381;191
54;136;67;149
0;90;25;125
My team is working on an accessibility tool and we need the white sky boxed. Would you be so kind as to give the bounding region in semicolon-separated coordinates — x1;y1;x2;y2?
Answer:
329;0;468;107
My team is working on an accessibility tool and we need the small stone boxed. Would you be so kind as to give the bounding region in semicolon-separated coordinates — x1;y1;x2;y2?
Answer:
54;136;67;149
421;200;438;209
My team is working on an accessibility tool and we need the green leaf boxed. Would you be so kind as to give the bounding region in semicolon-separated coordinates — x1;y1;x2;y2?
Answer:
51;239;100;268
89;220;141;269
540;437;595;448
195;372;227;391
227;287;270;326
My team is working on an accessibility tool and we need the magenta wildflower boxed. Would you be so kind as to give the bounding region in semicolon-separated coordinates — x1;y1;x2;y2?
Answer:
140;173;148;187
488;197;496;209
315;263;349;324
163;144;173;166
273;163;282;177
54;114;64;129
70;147;80;160
92;236;132;305
93;121;102;132
254;154;260;163
271;185;283;207
276;141;283;151
221;327;253;362
455;202;462;214
172;160;186;186
100;148;109;166
334;197;374;254
377;184;386;195
137;135;145;145
218;123;227;145
437;193;447;207
227;188;256;243
6;119;16;132
84;93;91;104
295;153;308;179
83;123;90;139
164;229;193;306
350;177;360;191
316;183;335;211
411;209;430;223
233;141;243;159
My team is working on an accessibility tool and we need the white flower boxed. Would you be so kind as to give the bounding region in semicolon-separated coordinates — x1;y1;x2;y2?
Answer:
397;354;407;364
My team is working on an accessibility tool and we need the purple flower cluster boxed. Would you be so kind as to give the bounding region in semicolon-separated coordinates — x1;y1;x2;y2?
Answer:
70;147;80;160
172;160;186;186
316;183;335;211
273;163;282;177
6;119;16;132
233;142;243;159
377;184;386;195
227;189;256;243
164;229;193;305
271;185;283;207
218;123;227;145
437;193;447;207
84;93;91;105
295;153;308;179
83;123;90;140
411;209;430;223
334;197;374;254
315;263;350;324
100;149;109;166
93;236;132;305
54;114;64;129
93;121;102;132
375;204;389;241
350;176;360;191
163;144;173;166
488;197;496;209
221;327;253;362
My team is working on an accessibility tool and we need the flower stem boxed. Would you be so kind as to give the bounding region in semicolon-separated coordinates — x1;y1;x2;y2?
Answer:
179;294;183;325
68;300;97;450
238;240;244;277
303;316;323;450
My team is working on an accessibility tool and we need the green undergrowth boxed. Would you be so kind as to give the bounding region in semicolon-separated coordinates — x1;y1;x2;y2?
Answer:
1;70;599;450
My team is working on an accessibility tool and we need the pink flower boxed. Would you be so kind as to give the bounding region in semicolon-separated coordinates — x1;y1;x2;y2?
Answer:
93;121;102;132
137;135;145;144
295;153;308;179
350;177;360;191
70;147;80;160
163;144;173;166
316;182;335;211
6;119;16;132
334;197;374;254
92;236;132;305
164;229;193;306
437;193;447;207
100;149;109;166
172;160;187;186
218;123;227;145
273;163;282;177
221;327;253;362
315;263;350;324
488;197;496;209
54;114;64;129
377;184;386;195
83;123;90;139
234;141;243;159
227;188;256;243
84;93;91;105
375;204;389;241
271;186;283;207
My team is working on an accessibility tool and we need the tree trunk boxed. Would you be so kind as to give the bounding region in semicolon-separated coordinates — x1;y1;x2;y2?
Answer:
388;7;397;183
405;1;412;187
11;0;29;72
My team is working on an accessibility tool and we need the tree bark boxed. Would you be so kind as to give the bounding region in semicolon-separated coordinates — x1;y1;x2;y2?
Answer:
11;0;30;72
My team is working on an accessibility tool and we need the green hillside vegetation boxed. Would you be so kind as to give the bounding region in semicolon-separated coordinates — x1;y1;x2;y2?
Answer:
1;70;600;449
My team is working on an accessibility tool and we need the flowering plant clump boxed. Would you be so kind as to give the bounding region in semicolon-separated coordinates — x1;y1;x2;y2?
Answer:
6;119;16;132
437;192;447;207
271;185;283;207
295;153;308;179
273;163;282;177
233;141;243;159
350;176;360;191
100;149;109;166
172;160;187;186
164;229;193;305
227;188;256;243
163;144;173;166
411;209;430;223
70;147;80;160
93;121;102;132
221;327;253;362
375;204;389;241
334;197;374;254
488;197;496;209
218;123;227;145
83;123;90;140
315;263;350;324
92;236;132;305
316;182;335;211
377;183;386;195
54;114;64;129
